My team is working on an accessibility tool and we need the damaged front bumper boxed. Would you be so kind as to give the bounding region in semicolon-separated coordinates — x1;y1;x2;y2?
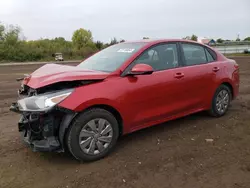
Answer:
10;102;75;152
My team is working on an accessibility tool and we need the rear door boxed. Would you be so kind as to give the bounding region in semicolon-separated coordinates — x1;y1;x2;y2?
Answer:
179;42;218;110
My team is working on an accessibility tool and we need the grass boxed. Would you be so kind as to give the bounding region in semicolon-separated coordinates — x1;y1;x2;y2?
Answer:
225;53;250;57
0;56;84;64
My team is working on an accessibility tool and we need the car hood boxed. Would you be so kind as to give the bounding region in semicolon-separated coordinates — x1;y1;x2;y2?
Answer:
23;64;109;89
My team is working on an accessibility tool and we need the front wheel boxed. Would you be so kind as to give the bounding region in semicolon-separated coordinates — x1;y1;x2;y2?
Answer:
209;84;232;117
66;108;119;162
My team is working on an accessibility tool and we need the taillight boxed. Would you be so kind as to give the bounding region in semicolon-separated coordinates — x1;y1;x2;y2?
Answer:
234;62;239;70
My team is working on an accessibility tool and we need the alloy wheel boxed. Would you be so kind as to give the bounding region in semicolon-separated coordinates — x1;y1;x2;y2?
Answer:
78;118;113;155
216;89;230;114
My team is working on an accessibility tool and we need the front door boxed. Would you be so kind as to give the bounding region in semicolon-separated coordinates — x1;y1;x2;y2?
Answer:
120;43;188;130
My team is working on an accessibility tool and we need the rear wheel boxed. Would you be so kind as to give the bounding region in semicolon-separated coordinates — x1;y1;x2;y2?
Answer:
209;84;232;117
66;108;119;161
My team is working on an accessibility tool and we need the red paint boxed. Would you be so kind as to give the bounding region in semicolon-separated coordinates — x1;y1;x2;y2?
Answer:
130;64;154;74
23;63;108;88
24;39;240;135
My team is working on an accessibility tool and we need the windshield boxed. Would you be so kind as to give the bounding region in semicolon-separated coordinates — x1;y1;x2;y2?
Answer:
77;42;145;72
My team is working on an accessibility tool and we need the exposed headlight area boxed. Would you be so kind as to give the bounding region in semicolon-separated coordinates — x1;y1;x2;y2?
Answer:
17;89;74;112
9;88;75;152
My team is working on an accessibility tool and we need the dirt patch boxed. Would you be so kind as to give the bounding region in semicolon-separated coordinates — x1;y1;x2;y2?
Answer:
0;58;250;188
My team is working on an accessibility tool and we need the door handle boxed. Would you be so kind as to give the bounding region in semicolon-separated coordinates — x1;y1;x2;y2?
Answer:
174;72;184;79
212;67;220;72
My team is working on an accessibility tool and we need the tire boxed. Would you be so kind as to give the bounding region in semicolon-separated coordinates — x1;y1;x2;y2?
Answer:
209;84;232;117
66;108;119;162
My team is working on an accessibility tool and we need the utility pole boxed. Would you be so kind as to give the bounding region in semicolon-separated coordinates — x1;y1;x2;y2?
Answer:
236;32;240;41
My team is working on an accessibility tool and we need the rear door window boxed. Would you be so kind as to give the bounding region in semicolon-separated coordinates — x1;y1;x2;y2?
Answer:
181;43;207;66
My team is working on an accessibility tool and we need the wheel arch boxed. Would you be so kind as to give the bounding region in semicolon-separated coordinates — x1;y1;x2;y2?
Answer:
59;104;124;152
82;104;123;136
220;82;234;99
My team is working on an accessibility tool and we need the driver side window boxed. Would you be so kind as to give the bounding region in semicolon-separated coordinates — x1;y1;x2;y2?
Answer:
148;49;159;61
133;43;179;71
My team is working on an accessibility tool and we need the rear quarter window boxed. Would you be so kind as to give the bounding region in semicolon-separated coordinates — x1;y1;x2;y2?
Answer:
206;47;217;61
205;48;215;62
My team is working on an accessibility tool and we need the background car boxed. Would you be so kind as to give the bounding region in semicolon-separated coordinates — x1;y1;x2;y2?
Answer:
244;48;250;54
10;39;239;161
53;53;64;61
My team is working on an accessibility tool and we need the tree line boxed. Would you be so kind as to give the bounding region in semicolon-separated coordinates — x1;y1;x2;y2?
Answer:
0;22;250;62
183;34;250;43
0;23;123;62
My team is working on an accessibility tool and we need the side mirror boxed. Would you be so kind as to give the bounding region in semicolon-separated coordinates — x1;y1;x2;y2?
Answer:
129;64;153;76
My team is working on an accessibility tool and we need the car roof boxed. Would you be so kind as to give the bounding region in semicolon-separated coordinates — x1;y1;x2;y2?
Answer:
124;39;205;46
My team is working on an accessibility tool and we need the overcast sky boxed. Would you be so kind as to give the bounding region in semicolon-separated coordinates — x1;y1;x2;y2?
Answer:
0;0;249;42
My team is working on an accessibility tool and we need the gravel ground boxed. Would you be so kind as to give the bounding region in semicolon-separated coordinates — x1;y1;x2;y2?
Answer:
0;57;249;188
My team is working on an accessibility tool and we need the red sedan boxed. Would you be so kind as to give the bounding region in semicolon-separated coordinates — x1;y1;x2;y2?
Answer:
10;39;239;161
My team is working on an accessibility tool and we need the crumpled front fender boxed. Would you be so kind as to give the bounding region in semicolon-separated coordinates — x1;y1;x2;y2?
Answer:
58;112;77;151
